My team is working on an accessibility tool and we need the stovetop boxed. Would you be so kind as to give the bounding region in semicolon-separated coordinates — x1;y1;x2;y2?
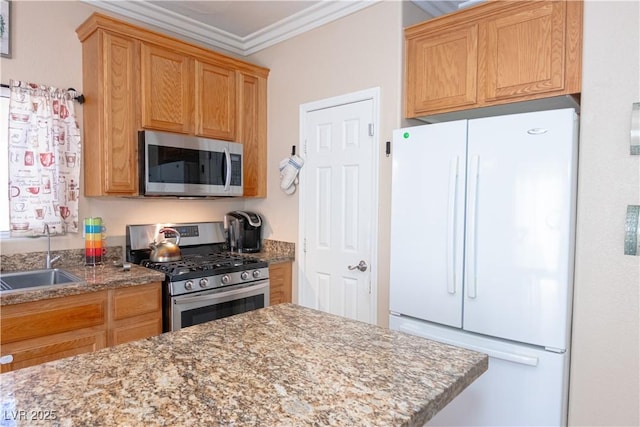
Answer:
141;253;267;280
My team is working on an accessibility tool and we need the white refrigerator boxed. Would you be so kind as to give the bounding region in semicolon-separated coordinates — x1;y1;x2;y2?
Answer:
389;109;578;426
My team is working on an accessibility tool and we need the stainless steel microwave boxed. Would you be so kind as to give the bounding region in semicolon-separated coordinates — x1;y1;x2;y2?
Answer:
139;130;243;197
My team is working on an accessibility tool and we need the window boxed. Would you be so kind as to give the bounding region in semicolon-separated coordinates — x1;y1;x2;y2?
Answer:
1;86;9;232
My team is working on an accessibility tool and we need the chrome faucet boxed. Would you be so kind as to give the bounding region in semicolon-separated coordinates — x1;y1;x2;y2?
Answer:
44;224;61;269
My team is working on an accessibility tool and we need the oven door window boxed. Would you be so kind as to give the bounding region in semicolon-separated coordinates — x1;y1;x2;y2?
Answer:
181;293;264;327
172;281;269;331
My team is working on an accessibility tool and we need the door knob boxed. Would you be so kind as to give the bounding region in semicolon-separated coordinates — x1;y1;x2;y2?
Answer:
348;260;368;272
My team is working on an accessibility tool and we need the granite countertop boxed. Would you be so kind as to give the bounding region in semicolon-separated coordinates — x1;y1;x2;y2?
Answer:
252;240;295;264
0;241;292;307
0;264;165;307
0;304;487;426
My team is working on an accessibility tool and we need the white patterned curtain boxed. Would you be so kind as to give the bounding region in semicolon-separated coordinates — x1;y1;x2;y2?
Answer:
8;80;81;236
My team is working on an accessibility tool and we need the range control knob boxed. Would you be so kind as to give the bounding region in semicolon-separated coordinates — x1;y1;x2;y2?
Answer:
221;275;231;285
252;270;261;279
199;278;209;288
184;280;193;290
240;271;250;280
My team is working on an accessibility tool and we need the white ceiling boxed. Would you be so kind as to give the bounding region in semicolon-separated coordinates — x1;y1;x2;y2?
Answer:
83;0;470;57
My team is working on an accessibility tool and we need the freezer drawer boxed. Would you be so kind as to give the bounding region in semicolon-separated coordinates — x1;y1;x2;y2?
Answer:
390;314;570;426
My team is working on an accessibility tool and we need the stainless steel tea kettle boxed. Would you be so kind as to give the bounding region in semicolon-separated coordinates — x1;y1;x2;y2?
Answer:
149;227;182;262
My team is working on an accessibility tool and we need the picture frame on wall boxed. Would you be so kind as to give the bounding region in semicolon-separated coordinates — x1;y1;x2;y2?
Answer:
0;0;10;58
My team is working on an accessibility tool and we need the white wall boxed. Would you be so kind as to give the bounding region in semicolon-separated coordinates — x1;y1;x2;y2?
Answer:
569;1;640;425
244;1;404;320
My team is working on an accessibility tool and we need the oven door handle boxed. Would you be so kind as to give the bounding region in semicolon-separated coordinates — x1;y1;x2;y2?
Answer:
175;281;269;306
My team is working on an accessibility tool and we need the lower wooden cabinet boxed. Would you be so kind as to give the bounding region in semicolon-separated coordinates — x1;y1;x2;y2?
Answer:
0;282;163;373
269;262;292;306
0;329;107;373
109;282;163;346
0;291;108;373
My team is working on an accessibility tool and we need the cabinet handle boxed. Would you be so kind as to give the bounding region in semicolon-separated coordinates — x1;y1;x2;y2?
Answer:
0;354;14;365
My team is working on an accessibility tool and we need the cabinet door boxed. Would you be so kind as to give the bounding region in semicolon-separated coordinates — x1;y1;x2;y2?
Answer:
480;1;567;101
82;31;139;196
405;23;478;116
141;43;193;134
109;282;162;346
195;60;236;140
237;72;267;197
269;262;292;306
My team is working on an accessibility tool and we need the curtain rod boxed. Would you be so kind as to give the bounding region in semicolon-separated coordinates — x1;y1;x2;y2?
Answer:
0;83;85;104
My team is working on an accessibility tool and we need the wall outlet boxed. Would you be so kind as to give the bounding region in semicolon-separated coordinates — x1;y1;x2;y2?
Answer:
624;205;640;255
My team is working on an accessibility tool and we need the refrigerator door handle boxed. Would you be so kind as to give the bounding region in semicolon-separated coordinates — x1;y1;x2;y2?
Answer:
397;324;539;366
443;336;539;367
447;156;460;294
467;155;480;299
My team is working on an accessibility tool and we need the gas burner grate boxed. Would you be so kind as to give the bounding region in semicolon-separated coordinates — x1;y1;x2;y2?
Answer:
140;253;265;277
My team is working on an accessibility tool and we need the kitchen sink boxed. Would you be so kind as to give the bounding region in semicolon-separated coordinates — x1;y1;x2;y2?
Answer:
0;269;83;291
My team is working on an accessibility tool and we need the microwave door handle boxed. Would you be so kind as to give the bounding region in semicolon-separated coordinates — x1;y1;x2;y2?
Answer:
224;147;231;191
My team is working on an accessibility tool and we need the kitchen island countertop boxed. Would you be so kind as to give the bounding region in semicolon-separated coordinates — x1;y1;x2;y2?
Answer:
0;304;487;426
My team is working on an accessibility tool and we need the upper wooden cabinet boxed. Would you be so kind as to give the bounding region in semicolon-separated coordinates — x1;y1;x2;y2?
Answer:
195;60;237;140
405;0;582;118
140;43;194;134
238;72;267;198
77;13;269;197
140;43;239;141
406;22;479;114
81;30;139;196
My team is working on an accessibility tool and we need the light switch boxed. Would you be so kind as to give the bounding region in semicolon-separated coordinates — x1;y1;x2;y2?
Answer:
624;205;640;255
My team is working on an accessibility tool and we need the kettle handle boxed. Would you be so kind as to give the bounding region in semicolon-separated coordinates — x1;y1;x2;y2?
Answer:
158;227;181;246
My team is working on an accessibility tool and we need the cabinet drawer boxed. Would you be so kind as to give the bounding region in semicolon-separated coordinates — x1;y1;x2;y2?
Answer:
111;282;162;320
1;329;107;373
111;314;162;346
1;291;107;344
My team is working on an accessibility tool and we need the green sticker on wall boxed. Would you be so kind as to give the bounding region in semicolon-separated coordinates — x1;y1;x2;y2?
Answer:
403;132;410;139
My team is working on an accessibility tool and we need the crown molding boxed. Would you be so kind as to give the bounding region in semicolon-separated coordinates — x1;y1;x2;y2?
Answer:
82;0;379;57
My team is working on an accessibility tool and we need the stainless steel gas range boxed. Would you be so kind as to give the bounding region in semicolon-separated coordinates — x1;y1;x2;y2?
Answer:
126;222;269;332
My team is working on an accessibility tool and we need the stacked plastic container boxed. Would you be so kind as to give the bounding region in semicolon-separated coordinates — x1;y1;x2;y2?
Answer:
84;217;104;266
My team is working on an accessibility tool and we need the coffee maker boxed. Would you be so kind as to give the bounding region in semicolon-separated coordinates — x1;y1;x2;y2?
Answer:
224;211;263;253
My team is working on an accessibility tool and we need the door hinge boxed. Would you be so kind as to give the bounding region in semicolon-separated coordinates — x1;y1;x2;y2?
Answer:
368;123;374;137
304;139;307;155
303;237;307;253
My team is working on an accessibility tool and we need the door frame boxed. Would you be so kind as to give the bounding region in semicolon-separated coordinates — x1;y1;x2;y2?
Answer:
298;87;381;324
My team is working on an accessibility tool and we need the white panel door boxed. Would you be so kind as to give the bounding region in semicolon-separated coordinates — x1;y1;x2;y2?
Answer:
300;99;375;323
463;109;578;349
389;121;467;328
